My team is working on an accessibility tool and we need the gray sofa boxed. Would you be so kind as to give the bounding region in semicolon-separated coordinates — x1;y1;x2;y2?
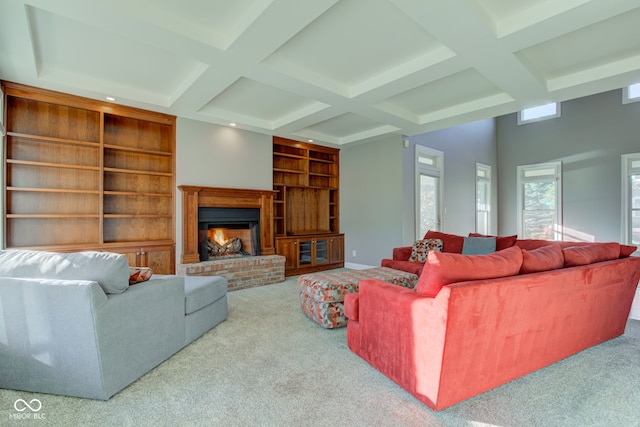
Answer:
0;249;228;400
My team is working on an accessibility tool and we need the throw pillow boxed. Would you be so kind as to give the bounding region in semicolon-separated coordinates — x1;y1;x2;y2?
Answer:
416;246;523;297
520;244;564;274
562;242;621;267
408;239;443;262
468;233;518;251
129;267;153;284
462;236;496;255
423;230;465;253
620;244;637;258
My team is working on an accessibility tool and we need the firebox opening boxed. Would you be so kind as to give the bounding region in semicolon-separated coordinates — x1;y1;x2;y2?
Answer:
198;207;260;261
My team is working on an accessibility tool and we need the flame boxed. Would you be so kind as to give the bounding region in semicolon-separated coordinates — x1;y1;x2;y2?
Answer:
214;229;225;245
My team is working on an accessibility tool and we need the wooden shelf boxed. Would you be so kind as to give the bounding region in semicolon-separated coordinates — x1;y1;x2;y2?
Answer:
2;81;177;274
7;159;101;171
7;187;101;195
7;132;100;148
103;167;173;177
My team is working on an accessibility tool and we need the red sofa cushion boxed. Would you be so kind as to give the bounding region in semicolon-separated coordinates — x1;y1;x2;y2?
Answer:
520;244;564;274
416;246;523;297
468;233;517;251
563;242;620;267
424;230;464;253
380;259;424;275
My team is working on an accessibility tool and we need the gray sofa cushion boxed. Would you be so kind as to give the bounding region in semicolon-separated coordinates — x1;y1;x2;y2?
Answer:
182;276;228;315
0;250;130;294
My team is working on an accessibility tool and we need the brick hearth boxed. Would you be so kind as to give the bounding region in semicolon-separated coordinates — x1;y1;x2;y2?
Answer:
177;255;285;291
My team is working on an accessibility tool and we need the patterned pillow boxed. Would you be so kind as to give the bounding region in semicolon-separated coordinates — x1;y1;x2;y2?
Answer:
129;267;153;284
408;239;443;262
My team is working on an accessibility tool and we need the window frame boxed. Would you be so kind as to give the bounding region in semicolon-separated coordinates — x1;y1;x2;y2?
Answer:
475;162;492;235
516;161;563;240
415;145;444;240
623;83;640;105
517;102;561;125
622;153;640;247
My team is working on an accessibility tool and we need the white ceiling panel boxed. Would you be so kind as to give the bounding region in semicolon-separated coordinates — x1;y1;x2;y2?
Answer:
28;6;207;106
1;0;639;146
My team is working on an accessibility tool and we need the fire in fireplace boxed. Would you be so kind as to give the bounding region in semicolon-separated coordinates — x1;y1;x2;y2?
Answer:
198;207;260;261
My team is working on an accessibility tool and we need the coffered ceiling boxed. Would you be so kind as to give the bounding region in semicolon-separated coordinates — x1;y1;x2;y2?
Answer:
1;0;639;146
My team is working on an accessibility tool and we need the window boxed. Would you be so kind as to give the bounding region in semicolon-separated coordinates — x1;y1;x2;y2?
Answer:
415;146;443;240
517;162;562;240
518;102;561;125
476;163;491;235
622;153;640;246
623;83;640;104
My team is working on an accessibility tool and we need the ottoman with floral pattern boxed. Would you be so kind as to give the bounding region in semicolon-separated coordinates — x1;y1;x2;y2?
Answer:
298;267;419;328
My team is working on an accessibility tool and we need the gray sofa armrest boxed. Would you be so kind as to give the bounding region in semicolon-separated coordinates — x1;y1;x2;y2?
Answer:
0;277;109;399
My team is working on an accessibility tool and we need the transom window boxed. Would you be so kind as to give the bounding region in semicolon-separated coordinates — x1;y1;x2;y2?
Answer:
518;103;561;125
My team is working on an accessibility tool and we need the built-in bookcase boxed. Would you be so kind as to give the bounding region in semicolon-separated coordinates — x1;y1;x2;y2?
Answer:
272;136;343;275
2;81;176;273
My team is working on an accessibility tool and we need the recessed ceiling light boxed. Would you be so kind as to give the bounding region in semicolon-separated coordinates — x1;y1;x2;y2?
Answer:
229;123;237;127
105;96;116;101
308;139;313;143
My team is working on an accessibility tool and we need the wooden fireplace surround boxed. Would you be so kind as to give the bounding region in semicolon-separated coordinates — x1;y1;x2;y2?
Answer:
179;186;276;264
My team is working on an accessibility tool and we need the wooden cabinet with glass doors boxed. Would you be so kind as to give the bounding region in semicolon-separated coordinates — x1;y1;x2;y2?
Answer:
272;136;343;275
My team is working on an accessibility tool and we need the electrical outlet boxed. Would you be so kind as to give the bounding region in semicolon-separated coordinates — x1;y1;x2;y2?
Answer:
352;250;357;257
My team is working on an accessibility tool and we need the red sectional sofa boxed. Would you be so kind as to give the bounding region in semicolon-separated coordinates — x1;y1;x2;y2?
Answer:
346;235;640;411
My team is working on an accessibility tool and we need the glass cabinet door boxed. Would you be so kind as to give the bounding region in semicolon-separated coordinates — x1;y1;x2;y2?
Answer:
299;240;313;265
315;239;328;264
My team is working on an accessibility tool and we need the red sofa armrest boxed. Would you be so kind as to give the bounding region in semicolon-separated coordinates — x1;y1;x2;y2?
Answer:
347;279;450;409
344;292;359;321
392;246;413;261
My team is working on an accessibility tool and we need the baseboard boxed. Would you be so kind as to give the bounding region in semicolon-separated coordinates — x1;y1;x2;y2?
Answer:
345;262;376;270
630;286;640;320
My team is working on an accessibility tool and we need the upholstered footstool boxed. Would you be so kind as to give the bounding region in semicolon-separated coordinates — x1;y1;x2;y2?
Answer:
183;276;228;344
298;267;418;328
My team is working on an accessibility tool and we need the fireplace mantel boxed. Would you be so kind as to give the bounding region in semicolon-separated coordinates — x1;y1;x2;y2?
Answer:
179;186;276;264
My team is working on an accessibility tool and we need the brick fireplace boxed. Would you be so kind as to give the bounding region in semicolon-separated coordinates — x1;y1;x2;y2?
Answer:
178;186;285;291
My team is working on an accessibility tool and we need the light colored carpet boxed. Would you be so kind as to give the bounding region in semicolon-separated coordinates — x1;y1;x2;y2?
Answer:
1;274;640;427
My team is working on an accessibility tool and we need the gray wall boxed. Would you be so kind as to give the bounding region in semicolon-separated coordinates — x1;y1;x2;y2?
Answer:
341;135;405;268
497;89;640;242
175;118;272;261
403;119;498;243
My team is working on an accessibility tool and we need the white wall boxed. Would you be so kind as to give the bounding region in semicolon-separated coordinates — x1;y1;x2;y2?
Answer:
175;118;272;262
341;135;405;268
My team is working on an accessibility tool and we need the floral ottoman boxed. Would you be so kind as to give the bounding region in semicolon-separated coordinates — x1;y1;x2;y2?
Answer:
298;267;419;328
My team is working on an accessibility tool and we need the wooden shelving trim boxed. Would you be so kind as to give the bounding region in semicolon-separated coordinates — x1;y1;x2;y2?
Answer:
103;190;172;197
7;214;100;219
309;157;335;164
104;214;172;218
7;187;100;195
104;144;172;157
6;159;100;171
273;151;307;160
273;168;305;174
7;132;100;148
103;167;172;177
